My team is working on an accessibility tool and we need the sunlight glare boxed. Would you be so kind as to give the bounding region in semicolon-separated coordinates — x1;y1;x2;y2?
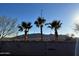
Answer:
72;13;79;37
73;14;79;24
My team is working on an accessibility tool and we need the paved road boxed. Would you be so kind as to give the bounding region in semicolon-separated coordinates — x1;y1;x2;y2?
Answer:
75;38;79;56
0;41;75;56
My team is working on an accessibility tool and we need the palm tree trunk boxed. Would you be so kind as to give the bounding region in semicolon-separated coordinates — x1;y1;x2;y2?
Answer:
24;30;28;41
40;26;43;41
55;28;58;40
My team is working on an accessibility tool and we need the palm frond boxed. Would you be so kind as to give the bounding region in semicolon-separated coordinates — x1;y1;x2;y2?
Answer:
45;23;51;25
18;26;23;31
34;17;46;28
18;21;32;32
28;22;31;26
34;21;38;24
22;21;27;29
34;21;39;27
48;26;53;29
46;20;62;30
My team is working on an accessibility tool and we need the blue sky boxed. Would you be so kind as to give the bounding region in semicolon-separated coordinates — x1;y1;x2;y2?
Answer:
0;3;79;36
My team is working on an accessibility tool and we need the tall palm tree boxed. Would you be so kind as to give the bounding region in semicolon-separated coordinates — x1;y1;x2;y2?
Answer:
34;17;46;41
18;21;32;41
46;20;62;40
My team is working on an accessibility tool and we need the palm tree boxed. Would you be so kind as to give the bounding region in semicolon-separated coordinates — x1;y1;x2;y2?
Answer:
18;21;32;41
34;17;46;41
46;20;62;40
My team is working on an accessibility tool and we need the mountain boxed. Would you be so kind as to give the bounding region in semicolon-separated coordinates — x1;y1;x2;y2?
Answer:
11;33;72;41
0;33;76;41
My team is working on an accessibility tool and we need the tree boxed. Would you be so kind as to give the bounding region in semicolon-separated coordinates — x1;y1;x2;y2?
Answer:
74;24;79;33
71;34;74;38
45;20;62;40
74;23;79;38
34;17;46;41
18;21;32;41
0;16;17;40
65;33;74;41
